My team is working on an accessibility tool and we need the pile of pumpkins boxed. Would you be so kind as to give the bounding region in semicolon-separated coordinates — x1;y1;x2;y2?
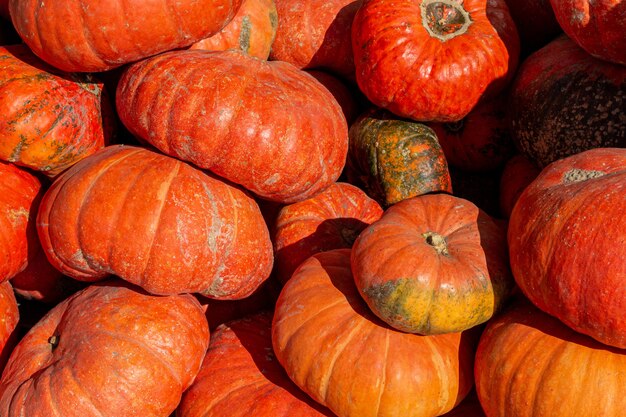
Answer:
0;0;624;416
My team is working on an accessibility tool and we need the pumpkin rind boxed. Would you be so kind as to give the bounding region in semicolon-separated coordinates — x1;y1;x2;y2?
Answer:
272;249;477;417
352;193;513;335
0;282;210;417
498;154;540;218
117;49;348;203
0;281;19;372
37;145;273;298
508;148;626;348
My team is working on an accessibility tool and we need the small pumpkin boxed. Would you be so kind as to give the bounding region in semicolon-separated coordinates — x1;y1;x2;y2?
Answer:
498;154;540;218
0;281;210;416
352;193;513;335
178;312;334;417
0;281;19;372
37;145;274;298
346;108;452;207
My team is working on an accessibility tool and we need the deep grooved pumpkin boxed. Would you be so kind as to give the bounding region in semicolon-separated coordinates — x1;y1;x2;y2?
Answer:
116;49;348;203
178;312;334;417
272;249;478;417
0;45;113;176
8;0;243;72
270;0;361;79
498;154;540;218
509;35;625;168
0;282;210;417
0;161;41;283
273;182;383;284
189;0;277;60
352;0;520;122
352;193;514;335
549;0;626;65
0;281;19;372
37;145;274;298
508;148;626;348
346;108;452;207
475;298;626;417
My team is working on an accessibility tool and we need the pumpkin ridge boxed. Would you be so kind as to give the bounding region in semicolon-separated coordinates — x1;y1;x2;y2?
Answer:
73;3;108;70
373;329;389;417
422;336;450;412
66;359;107;417
529;339;569;416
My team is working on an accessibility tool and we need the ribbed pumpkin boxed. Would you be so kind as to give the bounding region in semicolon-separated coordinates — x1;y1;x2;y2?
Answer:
550;0;626;65
189;0;277;60
346;108;452;207
9;0;242;72
352;193;513;335
0;282;209;417
0;161;41;283
508;148;626;348
270;0;361;79
509;35;625;168
352;0;519;122
475;299;626;417
0;45;113;176
37;145;273;298
0;281;19;372
498;154;540;218
117;49;348;203
273;182;383;284
272;249;478;417
178;312;334;417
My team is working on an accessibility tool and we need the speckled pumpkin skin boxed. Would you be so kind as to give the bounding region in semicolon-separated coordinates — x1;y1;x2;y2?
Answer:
346;108;452;207
509;35;625;168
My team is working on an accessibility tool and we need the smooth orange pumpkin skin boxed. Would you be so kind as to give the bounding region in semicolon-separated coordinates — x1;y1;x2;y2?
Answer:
178;312;334;417
0;281;19;372
475;299;626;417
0;45;112;177
9;0;243;72
0;282;209;417
352;193;513;335
117;49;348;203
272;249;478;417
273;182;383;284
508;148;626;348
37;145;273;298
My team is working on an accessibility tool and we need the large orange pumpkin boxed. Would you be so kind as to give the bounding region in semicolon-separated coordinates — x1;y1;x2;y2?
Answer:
0;281;19;372
37;145;273;298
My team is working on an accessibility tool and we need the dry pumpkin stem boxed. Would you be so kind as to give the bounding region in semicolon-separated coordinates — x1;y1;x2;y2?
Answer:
422;231;449;256
562;169;605;183
48;335;59;350
421;0;473;42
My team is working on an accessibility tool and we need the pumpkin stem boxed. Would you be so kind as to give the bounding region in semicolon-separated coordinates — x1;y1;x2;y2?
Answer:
423;232;449;255
48;335;59;350
563;169;605;183
421;0;473;42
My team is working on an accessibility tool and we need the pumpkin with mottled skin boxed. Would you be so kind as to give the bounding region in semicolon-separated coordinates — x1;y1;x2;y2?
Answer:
475;299;626;417
509;35;625;168
272;249;478;417
0;45;113;176
9;0;242;72
352;193;513;335
37;145;273;298
189;0;277;60
0;281;19;372
352;0;519;122
273;182;383;284
117;49;348;203
178;312;334;417
508;148;626;348
498;154;540;218
0;282;209;417
346;108;452;207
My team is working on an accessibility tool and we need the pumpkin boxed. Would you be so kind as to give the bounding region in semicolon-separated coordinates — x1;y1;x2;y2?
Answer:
0;281;209;416
503;0;562;55
498;154;540;218
550;0;626;65
273;182;383;284
178;312;334;416
475;298;626;417
189;0;277;60
9;0;242;72
0;45;113;176
509;35;625;168
508;147;626;348
352;193;513;335
0;0;7;18
352;0;519;122
273;249;478;417
117;49;348;203
37;145;274;298
270;0;361;80
345;108;452;207
306;70;363;125
0;281;19;372
427;94;515;172
0;161;41;283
